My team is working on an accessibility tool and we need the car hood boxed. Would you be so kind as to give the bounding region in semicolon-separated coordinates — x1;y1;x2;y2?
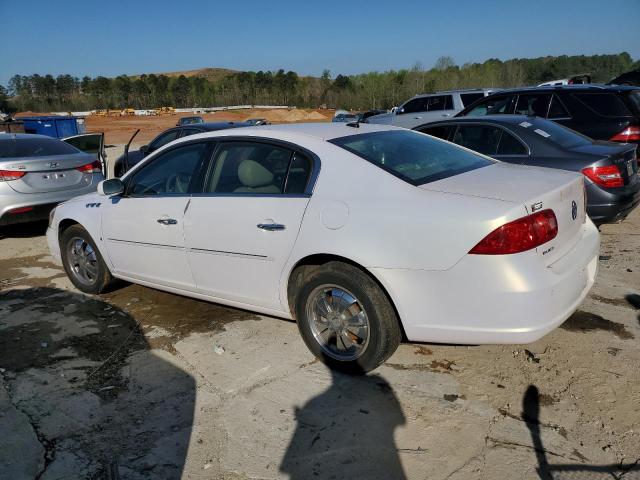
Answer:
419;162;579;204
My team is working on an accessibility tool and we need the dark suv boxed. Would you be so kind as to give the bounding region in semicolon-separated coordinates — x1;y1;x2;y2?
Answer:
456;85;640;144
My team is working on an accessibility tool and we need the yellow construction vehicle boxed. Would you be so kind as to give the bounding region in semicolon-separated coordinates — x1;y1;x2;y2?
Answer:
154;106;176;116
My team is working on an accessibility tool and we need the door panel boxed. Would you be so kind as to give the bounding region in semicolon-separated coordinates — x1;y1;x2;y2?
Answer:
101;141;210;288
184;197;309;309
102;197;194;289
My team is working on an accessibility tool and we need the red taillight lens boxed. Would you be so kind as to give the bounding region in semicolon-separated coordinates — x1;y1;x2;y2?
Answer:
0;169;27;181
609;125;640;142
469;209;558;255
75;160;102;174
581;165;624;188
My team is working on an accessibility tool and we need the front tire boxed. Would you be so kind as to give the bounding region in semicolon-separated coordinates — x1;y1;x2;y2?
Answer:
60;225;114;294
294;262;401;374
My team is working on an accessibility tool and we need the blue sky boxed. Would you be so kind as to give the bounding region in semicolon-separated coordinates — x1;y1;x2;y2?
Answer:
1;0;638;85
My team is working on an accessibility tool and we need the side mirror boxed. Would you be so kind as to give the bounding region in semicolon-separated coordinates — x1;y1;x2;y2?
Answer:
97;178;124;197
139;145;149;155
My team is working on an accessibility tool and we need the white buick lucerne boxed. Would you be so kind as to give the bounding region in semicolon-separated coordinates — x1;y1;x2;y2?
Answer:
47;123;599;373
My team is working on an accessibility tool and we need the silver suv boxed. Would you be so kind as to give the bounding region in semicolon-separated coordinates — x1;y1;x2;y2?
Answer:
367;88;499;129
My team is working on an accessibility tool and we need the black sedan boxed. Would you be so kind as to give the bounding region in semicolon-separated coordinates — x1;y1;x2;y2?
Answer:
114;121;253;177
415;115;640;225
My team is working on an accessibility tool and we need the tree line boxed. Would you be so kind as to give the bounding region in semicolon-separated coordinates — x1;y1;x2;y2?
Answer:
2;53;637;114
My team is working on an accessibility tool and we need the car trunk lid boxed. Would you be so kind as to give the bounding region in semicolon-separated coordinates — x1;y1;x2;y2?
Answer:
421;162;587;265
1;153;96;194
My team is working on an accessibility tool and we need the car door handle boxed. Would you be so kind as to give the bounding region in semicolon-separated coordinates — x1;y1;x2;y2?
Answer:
157;218;177;225
257;223;286;231
413;116;422;119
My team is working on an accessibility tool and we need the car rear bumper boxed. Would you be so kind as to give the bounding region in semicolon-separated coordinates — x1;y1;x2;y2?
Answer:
586;180;640;224
0;179;101;227
371;219;600;345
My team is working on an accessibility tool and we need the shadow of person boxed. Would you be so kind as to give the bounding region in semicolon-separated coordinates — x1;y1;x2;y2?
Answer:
0;287;195;479
280;368;407;480
522;385;640;480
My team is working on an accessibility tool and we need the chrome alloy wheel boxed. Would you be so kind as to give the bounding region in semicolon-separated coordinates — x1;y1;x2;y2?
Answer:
305;285;370;361
66;237;99;286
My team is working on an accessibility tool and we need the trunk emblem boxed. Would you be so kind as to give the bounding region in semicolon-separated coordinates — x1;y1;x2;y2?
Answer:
571;201;578;220
48;162;59;168
531;202;543;212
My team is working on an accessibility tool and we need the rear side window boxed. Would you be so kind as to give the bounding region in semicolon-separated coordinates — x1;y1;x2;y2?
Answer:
417;125;455;141
0;137;80;158
460;93;485;108
497;131;528;155
203;142;312;195
452;125;502;155
514;93;551;117
572;93;632;117
149;129;180;150
547;95;571;119
330;130;493;186
519;119;591;149
401;95;452;113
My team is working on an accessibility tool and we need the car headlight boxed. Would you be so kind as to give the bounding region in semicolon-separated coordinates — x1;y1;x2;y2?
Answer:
48;207;56;228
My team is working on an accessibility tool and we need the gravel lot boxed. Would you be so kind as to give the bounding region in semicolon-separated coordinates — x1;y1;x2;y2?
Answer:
0;208;639;479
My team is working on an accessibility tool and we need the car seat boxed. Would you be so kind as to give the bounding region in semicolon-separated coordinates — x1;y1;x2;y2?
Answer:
234;159;280;193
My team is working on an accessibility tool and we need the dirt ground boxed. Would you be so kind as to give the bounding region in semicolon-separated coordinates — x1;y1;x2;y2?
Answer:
0;208;639;479
86;108;334;145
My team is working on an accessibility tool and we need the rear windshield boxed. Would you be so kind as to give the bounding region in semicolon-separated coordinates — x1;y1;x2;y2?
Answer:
572;93;632;117
517;118;592;149
330;130;494;185
0;136;80;158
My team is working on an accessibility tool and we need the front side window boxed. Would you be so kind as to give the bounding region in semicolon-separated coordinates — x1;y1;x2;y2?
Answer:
452;125;502;155
465;95;514;116
149;129;180;151
330;130;493;186
128;142;207;196
400;98;423;114
204;142;312;195
460;93;485;108
514;93;551;117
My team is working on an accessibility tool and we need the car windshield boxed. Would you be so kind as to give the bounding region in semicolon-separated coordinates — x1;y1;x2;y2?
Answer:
518;118;592;149
330;130;494;185
0;136;80;158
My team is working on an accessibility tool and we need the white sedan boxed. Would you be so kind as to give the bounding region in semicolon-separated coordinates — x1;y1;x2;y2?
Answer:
47;123;599;373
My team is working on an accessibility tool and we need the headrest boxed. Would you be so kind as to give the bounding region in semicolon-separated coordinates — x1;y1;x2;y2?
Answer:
238;160;274;188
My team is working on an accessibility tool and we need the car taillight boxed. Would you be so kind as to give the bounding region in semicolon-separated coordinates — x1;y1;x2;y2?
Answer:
469;209;558;255
0;169;26;181
609;125;640;142
75;160;102;174
581;165;624;188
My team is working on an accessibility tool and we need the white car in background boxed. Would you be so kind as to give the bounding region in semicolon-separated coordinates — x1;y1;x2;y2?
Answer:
367;88;498;129
47;123;599;373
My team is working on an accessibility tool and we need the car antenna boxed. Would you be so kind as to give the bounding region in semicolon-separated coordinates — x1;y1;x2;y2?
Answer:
346;121;360;128
123;128;140;175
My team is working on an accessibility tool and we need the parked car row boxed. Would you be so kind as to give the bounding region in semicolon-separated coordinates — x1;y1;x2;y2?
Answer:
3;82;639;375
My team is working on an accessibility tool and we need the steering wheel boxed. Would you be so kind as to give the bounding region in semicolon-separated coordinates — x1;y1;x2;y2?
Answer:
165;173;191;193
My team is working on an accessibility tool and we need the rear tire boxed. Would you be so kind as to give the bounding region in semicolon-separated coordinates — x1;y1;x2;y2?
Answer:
294;261;401;374
60;225;114;294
